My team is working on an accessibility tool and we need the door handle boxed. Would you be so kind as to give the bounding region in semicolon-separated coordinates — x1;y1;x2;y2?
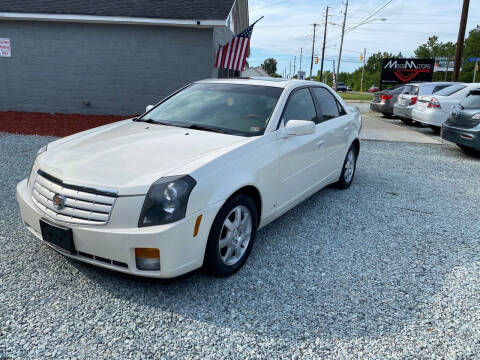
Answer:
316;140;325;148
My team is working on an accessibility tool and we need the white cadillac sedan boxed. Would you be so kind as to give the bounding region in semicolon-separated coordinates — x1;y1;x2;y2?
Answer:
16;78;361;278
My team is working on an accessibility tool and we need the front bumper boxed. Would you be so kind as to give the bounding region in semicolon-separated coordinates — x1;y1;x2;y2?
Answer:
393;104;413;119
442;124;480;149
411;108;447;127
16;179;222;278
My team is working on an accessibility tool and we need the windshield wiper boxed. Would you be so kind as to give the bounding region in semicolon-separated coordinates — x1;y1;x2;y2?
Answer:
186;124;235;134
133;118;157;124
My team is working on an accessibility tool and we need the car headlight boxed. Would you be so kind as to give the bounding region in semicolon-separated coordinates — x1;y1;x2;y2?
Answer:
138;175;196;227
27;145;48;185
472;113;480;120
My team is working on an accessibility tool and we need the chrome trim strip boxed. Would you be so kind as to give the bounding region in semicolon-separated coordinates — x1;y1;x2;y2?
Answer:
37;169;118;197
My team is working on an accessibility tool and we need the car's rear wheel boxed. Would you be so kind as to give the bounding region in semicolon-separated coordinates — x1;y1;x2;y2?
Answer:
400;118;413;124
203;194;258;277
382;113;393;118
334;145;357;189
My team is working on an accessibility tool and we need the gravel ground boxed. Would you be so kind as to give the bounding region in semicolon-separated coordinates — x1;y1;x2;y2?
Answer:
1;132;480;359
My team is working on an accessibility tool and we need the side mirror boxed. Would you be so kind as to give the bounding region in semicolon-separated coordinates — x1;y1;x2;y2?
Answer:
284;120;315;136
146;105;154;112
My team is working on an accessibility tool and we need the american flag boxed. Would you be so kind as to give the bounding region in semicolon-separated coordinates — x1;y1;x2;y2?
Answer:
215;22;256;71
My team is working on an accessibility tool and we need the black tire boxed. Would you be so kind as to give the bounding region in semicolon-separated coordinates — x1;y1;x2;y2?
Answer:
334;145;358;189
203;194;258;277
429;125;441;134
400;118;413;124
382;113;393;118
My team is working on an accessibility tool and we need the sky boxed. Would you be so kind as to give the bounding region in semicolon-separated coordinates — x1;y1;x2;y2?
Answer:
246;0;480;76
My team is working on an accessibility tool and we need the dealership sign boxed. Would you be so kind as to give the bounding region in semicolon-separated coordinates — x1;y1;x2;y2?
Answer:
380;58;434;86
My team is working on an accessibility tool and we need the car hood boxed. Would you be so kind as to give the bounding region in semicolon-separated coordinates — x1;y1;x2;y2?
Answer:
37;120;251;195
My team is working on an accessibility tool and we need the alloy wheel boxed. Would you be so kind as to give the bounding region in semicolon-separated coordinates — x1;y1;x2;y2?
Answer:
218;205;252;266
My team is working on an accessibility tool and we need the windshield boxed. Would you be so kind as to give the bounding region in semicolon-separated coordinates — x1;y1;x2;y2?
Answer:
434;84;466;97
461;91;480;109
141;83;283;136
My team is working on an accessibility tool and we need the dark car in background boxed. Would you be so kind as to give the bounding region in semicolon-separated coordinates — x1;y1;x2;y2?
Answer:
442;90;480;152
336;82;347;92
370;85;406;118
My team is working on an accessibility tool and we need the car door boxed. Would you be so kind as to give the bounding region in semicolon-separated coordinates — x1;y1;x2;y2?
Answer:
310;87;351;177
276;87;330;211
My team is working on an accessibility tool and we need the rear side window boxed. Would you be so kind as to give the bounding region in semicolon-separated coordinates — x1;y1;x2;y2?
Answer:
461;91;480;109
311;87;341;122
392;86;405;94
404;85;419;95
435;84;467;97
432;85;450;93
281;88;317;125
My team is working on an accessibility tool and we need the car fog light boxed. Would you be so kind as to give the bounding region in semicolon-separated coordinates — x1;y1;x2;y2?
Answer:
135;248;160;271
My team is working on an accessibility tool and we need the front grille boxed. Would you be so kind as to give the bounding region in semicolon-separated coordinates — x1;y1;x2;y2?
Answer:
31;171;117;225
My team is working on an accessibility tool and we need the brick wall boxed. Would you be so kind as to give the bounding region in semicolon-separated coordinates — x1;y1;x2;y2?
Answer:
0;20;217;115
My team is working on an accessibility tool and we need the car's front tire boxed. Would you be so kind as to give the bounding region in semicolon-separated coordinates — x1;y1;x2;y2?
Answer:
334;145;358;189
203;194;258;277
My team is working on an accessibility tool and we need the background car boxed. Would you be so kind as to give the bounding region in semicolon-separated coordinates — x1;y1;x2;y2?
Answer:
393;82;455;124
370;85;405;118
16;79;362;278
412;83;480;132
442;90;480;152
336;82;347;92
368;85;379;93
347;85;353;91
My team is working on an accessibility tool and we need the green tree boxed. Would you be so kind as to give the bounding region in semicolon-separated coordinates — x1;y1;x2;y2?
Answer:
261;58;278;76
459;25;480;82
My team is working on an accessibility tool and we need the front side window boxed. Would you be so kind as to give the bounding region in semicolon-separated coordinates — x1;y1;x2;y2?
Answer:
311;87;340;122
461;91;480;109
281;88;317;125
142;83;283;137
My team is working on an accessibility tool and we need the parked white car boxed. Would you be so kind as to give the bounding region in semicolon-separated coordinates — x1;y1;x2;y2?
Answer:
16;79;362;278
393;82;456;124
412;83;480;131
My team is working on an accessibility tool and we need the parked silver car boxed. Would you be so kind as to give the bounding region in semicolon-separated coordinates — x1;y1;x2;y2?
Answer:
393;82;456;124
370;85;406;118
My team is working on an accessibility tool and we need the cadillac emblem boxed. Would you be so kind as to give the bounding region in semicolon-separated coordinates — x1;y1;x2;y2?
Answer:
52;193;66;210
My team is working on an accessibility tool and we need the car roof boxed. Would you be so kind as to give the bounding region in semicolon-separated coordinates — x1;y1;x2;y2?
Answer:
196;78;326;89
405;82;460;87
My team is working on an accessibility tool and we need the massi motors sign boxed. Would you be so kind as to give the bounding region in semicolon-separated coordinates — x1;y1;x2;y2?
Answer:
380;58;434;86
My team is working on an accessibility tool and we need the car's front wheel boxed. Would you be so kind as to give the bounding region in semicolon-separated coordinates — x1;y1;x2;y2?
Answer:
334;145;357;189
204;194;258;277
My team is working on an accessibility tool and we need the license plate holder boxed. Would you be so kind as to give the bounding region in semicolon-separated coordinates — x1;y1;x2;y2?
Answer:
39;219;76;254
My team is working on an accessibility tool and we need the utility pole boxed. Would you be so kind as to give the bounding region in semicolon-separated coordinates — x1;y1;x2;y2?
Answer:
309;23;317;80
360;48;366;93
293;56;296;76
452;0;470;81
300;48;303;72
474;60;478;82
320;6;329;82
289;60;292;78
444;57;450;81
337;0;349;77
